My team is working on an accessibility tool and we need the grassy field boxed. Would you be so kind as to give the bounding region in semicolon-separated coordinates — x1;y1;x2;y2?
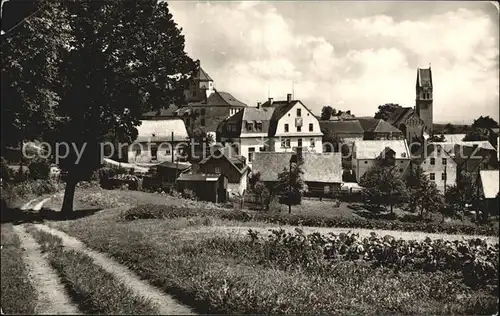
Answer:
0;224;37;314
50;206;499;315
27;226;159;315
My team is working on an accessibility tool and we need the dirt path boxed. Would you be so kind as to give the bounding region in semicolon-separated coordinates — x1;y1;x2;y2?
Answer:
33;223;196;315
12;225;81;315
190;224;500;245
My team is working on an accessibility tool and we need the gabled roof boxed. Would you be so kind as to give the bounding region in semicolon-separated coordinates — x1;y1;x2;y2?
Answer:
157;161;192;171
218;107;275;138
320;120;364;135
135;119;189;142
252;152;342;183
268;100;316;136
357;118;402;134
480;170;499;199
189;90;247;107
353;140;410;160
416;67;433;88
386;107;415;126
199;146;249;174
195;67;213;81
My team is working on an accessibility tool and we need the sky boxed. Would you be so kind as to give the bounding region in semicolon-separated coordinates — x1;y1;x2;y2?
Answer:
169;1;499;124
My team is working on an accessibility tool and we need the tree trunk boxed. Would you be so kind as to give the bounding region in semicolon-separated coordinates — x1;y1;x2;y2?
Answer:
61;178;77;213
288;203;291;214
390;203;393;214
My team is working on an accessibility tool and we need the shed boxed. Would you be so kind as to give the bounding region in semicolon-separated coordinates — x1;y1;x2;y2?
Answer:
176;173;228;203
156;161;192;183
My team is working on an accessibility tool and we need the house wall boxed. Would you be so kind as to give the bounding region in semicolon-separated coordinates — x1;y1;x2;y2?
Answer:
364;132;404;141
353;158;411;182
274;102;322;138
198;157;241;183
127;142;186;163
270;136;323;154
417;151;457;193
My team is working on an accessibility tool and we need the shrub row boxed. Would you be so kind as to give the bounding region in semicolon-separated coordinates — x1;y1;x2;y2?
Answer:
1;179;64;208
121;204;500;236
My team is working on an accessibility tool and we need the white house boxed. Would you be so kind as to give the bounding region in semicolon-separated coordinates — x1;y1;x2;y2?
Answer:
411;143;457;193
266;96;324;154
217;94;323;165
352;139;411;182
128;119;190;163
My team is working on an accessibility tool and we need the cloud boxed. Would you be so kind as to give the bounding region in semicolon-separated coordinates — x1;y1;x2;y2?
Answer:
169;2;499;123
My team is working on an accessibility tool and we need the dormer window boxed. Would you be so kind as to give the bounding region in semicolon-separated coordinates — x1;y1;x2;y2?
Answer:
246;122;254;131
256;122;262;131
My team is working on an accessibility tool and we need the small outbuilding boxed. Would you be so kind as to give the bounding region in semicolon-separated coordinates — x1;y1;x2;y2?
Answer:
176;173;228;203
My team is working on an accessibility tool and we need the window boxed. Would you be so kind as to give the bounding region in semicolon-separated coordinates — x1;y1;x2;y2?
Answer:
286;138;291;148
364;161;368;164
256;122;262;131
310;138;315;148
297;108;302;117
201;109;206;115
215;167;221;174
281;138;286;148
135;147;141;156
259;147;265;152
441;172;447;180
248;147;255;162
201;118;205;126
247;122;254;131
297;126;302;132
430;158;435;165
227;125;232;131
284;124;289;133
442;158;447;165
399;168;403;172
165;147;171;155
309;123;313;132
324;185;331;194
430;173;435;181
298;138;302;147
232;125;237;132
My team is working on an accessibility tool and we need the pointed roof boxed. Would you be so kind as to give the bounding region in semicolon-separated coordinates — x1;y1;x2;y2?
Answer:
195;67;213;81
189;90;246;107
357;118;402;134
416;67;432;88
386;107;416;126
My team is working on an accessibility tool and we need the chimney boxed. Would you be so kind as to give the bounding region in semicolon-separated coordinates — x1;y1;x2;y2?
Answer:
287;93;292;103
257;102;261;109
268;97;273;106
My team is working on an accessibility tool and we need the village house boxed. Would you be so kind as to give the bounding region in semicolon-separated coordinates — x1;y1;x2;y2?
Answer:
127;119;190;164
356;117;404;140
141;67;246;140
252;151;342;197
217;94;323;165
197;146;250;196
217;106;275;164
410;143;457;193
265;95;324;154
320;120;364;146
352;139;411;182
176;173;228;203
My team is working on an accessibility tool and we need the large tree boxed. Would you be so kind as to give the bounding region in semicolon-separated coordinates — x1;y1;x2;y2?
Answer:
472;116;498;129
374;103;402;121
2;0;198;212
360;165;408;214
276;157;308;214
320;105;336;120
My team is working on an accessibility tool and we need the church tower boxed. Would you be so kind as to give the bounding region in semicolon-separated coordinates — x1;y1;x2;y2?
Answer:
415;66;433;135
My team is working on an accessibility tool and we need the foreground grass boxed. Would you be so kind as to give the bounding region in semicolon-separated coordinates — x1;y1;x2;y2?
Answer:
27;226;159;315
0;224;37;314
53;216;499;315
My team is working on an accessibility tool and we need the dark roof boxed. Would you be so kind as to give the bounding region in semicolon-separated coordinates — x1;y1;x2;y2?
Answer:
199;146;248;174
196;67;213;81
357;118;402;134
177;173;225;182
416;67;433;88
252;152;342;183
189;90;246;107
386;107;415;126
218;107;275;138
320;120;364;135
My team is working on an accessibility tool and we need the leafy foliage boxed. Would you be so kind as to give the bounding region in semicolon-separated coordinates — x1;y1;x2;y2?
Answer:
360;165;409;213
320;105;336;120
472;116;498;129
27;157;51;180
429;133;446;142
276;158;308;212
2;1;198;211
406;166;444;218
374;103;402;120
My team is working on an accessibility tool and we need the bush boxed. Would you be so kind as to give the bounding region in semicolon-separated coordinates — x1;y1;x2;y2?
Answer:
121;204;499;236
28;158;51;180
182;189;197;200
1;179;62;206
0;157;13;182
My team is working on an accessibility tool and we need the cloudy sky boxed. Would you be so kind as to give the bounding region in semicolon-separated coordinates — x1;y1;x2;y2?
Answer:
169;1;499;124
